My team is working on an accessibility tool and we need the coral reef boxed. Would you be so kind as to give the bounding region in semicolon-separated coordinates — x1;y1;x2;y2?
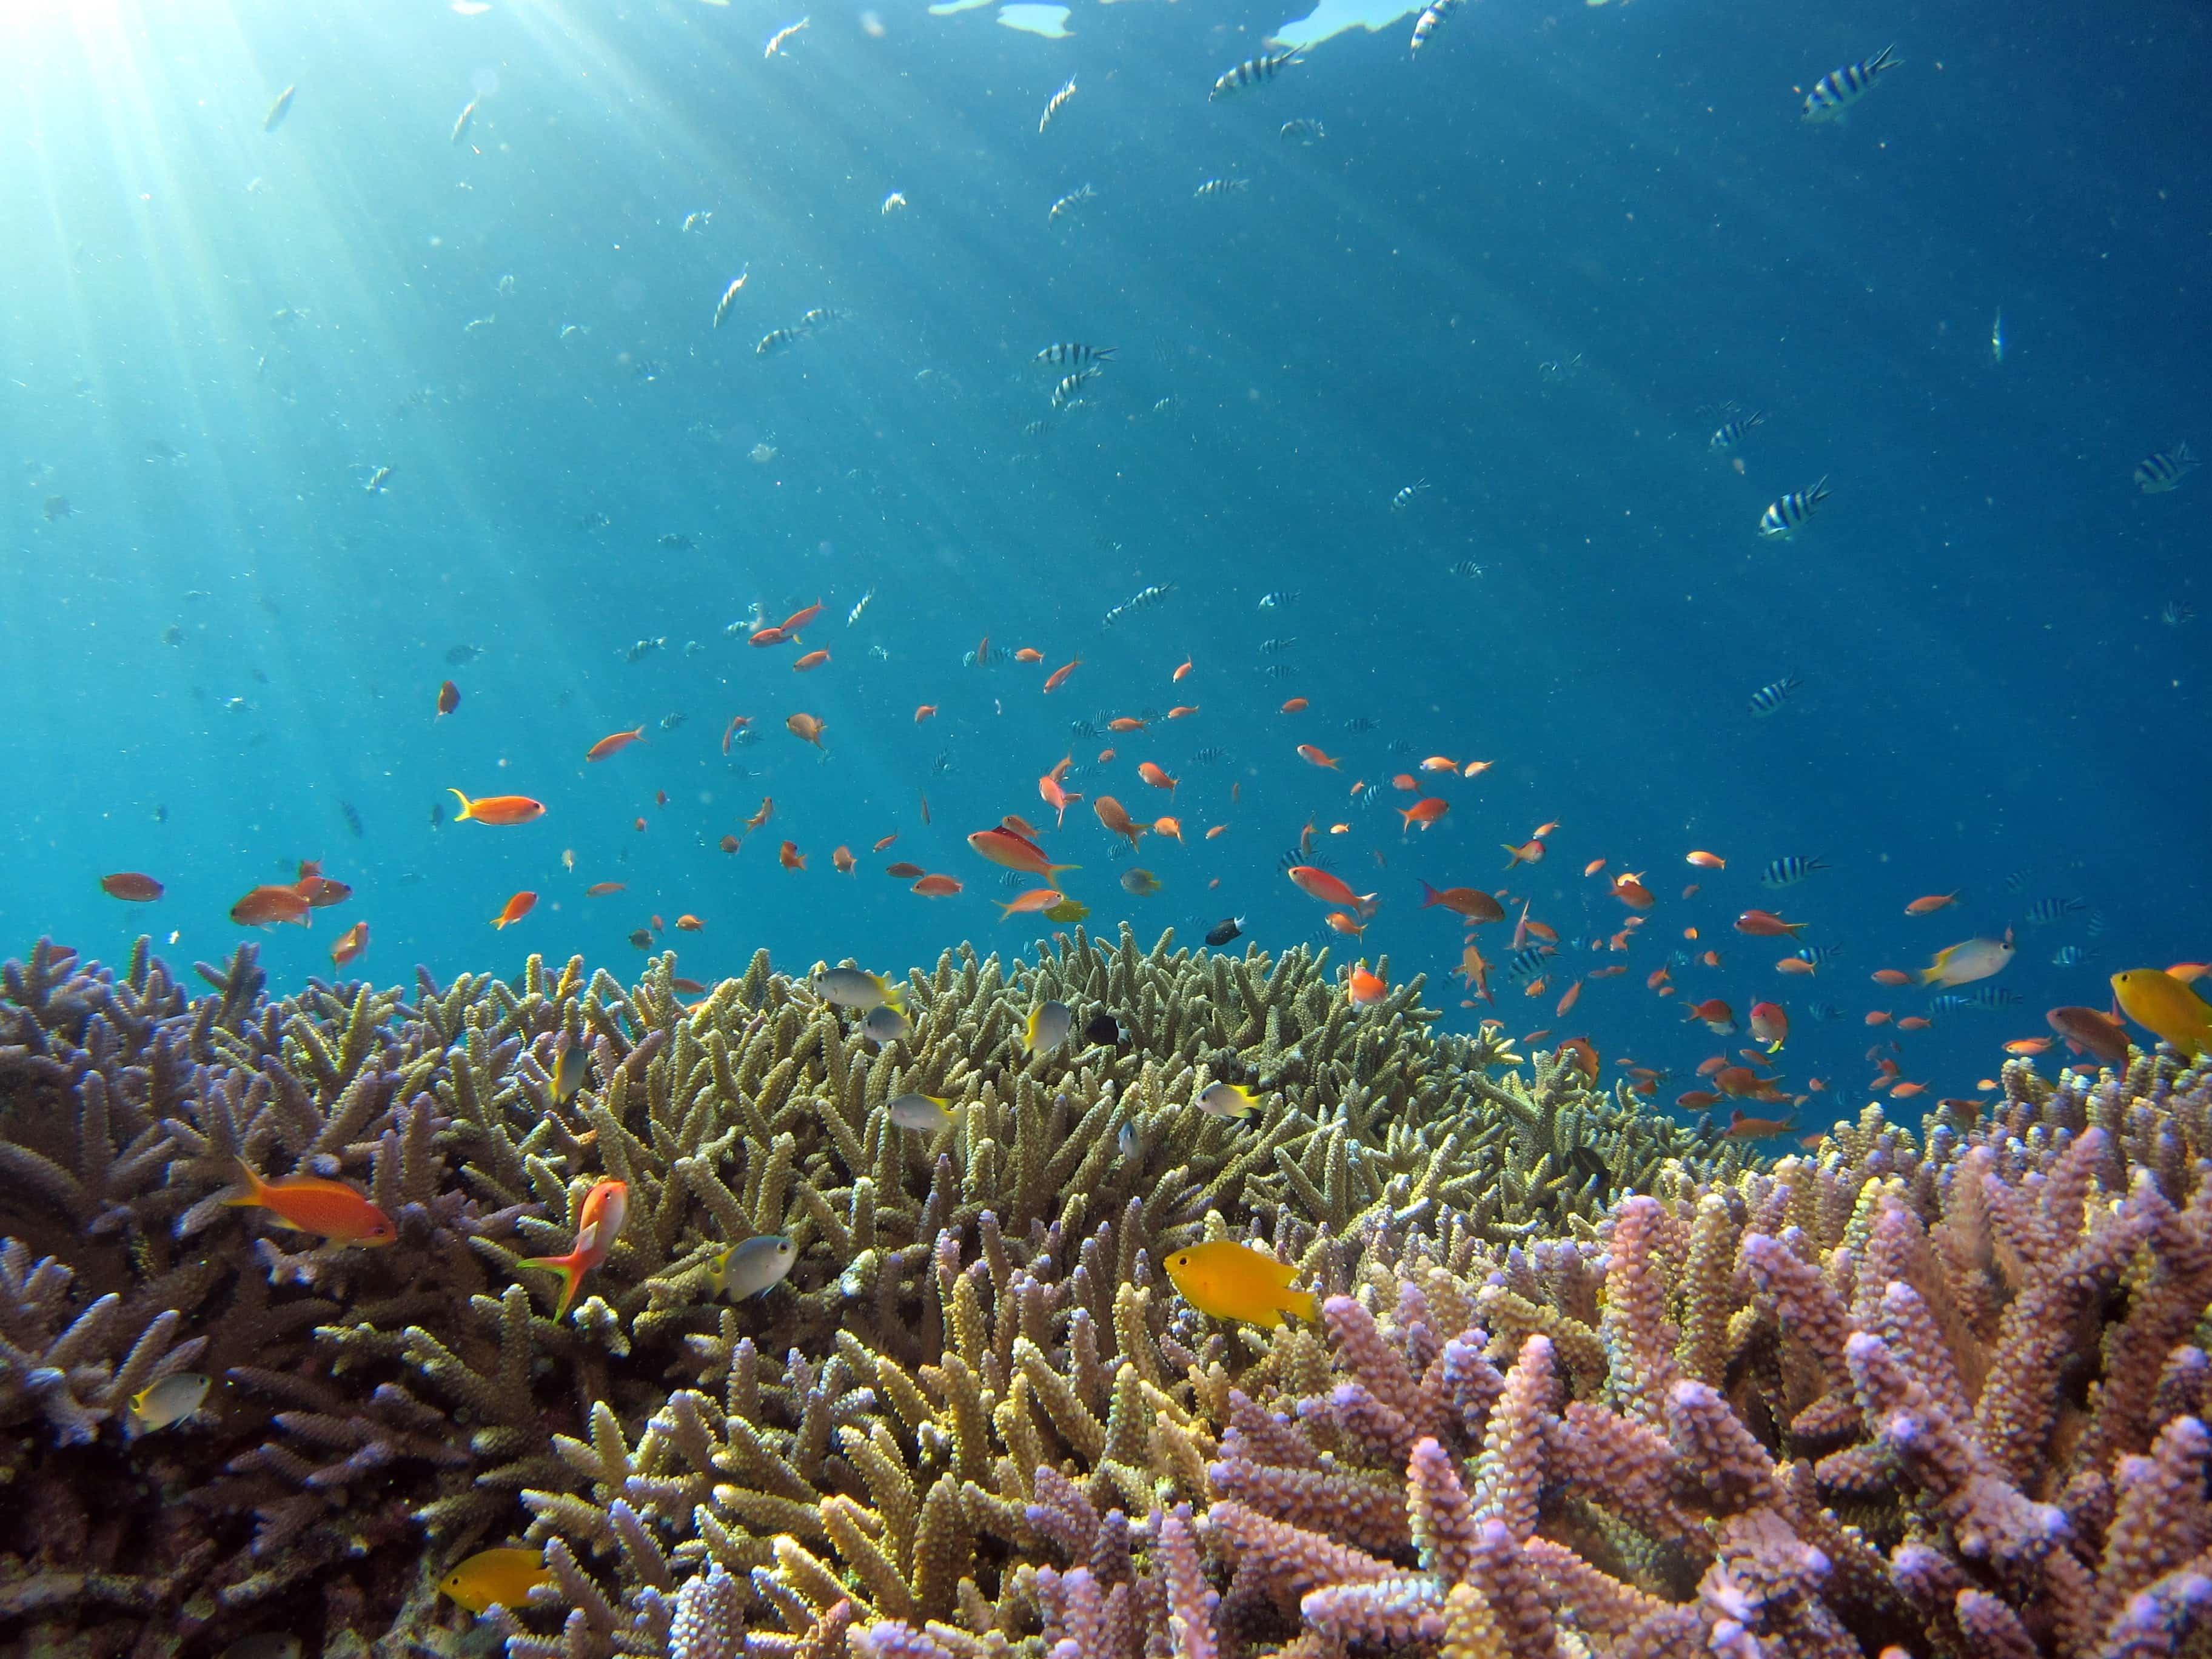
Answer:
7;928;2210;1659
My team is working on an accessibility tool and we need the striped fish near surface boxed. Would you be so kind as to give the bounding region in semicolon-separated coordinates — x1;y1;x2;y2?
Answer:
1410;0;1462;54
1757;477;1831;539
1210;50;1301;99
1801;44;1900;124
1038;77;1077;134
1747;674;1802;717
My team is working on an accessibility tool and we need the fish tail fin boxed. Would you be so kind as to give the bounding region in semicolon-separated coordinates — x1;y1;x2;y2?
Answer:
1283;1288;1318;1323
224;1160;268;1208
448;788;474;821
517;1252;585;1316
1049;861;1082;882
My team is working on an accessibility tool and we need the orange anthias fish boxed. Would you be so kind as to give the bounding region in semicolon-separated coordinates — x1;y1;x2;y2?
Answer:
911;874;962;897
2046;1005;2131;1065
746;797;775;831
1502;839;1546;868
437;680;460;717
675;914;704;931
1138;761;1178;797
748;626;788;648
873;833;899;852
1094;796;1147;850
1726;1110;1796;1141
230;883;313;928
1684;997;1737;1034
1039;761;1082;827
786;712;828;749
1110;717;1148;732
329;920;370;970
491;891;537;929
792;649;831;671
1748;1001;1788;1050
1326;911;1366;936
914;704;938;722
1173;657;1193;681
227;1160;396;1245
1347;965;1387;1007
1296;744;1339;769
1685;851;1726;869
1014;646;1045;663
449;789;546;826
1154;816;1184;841
885;861;926;879
1612;874;1655;909
1905;893;1959;915
1420;882;1504;923
968;826;1079;882
721;714;752;754
518;1178;628;1315
997;887;1065;919
832;846;856;874
1167;705;1198;719
1398;798;1449;835
779;599;824;634
586;882;626;896
587;727;646;762
1871;968;1913;985
1287;865;1377;916
1735;910;1807;938
99;872;165;901
1042;659;1081;694
779;842;806;870
1280;697;1308;714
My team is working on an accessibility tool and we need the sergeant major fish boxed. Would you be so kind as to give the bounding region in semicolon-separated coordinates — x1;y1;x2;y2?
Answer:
2135;442;2200;494
1210;50;1301;99
1757;477;1831;539
1801;44;1900;124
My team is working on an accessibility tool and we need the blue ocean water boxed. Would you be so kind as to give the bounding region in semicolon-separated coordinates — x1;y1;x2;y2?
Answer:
2;0;2204;1122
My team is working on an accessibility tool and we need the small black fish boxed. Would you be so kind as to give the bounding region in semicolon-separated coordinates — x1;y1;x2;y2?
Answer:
153;804;168;824
445;643;483;666
340;800;364;839
1205;916;1244;947
429;799;445;828
659;532;694;549
1085;1013;1122;1045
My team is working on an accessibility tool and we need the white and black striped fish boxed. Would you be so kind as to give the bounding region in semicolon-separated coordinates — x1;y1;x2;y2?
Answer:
1258;636;1298;654
1929;986;2023;1013
1050;369;1099;409
1039;77;1077;135
1709;409;1766;452
1048;183;1098;224
1410;0;1461;55
2024;896;2086;925
1506;946;1553;983
1794;943;1843;968
1352;782;1379;808
2085;910;2106;938
1036;343;1113;367
1192;746;1230;765
846;589;874;626
712;275;747;330
2134;441;2199;494
757;326;809;357
1261;663;1298;680
2002;868;2032;893
1447;558;1486;578
1210;50;1300;101
1747;674;1801;717
1342;716;1380;732
1257;590;1300;608
1760;856;1827;888
1279;118;1326;144
1194;177;1250;199
1801;44;1899;124
2051;945;2091;967
801;307;845;330
1757;476;1831;540
1391;480;1428;512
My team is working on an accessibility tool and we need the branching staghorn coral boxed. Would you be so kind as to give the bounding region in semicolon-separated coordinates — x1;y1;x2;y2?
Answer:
0;927;1666;1657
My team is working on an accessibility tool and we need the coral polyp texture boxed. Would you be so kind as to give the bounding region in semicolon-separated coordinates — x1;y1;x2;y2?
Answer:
3;933;2210;1659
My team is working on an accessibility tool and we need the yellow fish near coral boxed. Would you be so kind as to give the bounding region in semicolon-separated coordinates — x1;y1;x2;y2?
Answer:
1164;1240;1315;1327
438;1546;552;1615
2112;968;2212;1059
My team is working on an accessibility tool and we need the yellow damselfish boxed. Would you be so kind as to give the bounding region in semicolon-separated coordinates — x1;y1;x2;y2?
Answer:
2112;969;2212;1060
438;1546;552;1615
1164;1240;1316;1326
